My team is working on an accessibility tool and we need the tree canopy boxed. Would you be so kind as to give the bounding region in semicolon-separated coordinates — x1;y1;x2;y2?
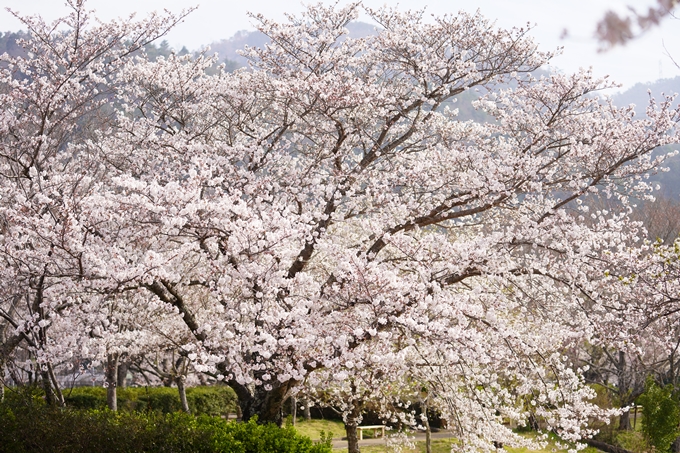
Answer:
0;2;679;452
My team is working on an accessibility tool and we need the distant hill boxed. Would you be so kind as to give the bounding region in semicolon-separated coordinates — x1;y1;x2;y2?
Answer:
0;31;28;58
612;77;680;198
613;76;680;115
206;21;378;68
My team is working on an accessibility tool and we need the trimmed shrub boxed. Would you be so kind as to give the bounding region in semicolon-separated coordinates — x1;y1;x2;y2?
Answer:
0;397;331;453
187;386;238;417
136;386;183;413
64;386;108;410
63;385;238;416
202;417;332;453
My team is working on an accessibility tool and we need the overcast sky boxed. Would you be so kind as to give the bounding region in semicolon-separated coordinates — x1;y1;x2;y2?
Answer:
1;0;679;90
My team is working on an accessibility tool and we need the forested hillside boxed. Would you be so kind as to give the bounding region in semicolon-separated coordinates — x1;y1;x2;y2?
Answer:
614;76;680;114
613;77;680;198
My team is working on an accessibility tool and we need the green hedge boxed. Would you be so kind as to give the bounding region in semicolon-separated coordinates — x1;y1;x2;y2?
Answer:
59;385;238;416
0;398;331;453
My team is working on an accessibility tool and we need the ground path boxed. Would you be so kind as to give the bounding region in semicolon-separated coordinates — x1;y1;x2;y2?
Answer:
331;430;455;450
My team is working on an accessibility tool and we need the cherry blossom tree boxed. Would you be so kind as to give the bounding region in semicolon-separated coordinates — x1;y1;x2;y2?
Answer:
0;0;191;404
77;0;680;437
2;2;680;452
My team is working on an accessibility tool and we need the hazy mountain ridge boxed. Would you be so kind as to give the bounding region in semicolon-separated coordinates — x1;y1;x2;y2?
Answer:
207;21;378;67
613;76;680;115
612;77;680;198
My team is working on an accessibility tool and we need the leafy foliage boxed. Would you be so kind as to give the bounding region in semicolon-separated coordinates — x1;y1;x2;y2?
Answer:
638;377;680;453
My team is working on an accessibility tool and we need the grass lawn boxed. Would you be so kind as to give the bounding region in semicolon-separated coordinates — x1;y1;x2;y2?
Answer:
348;436;603;453
292;418;347;441
359;438;458;453
293;419;605;453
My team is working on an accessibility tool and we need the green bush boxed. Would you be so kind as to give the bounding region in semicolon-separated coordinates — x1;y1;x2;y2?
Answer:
0;397;331;453
1;385;48;409
0;404;212;453
187;386;238;417
64;386;108;410
136;386;183;413
638;377;680;453
63;385;238;416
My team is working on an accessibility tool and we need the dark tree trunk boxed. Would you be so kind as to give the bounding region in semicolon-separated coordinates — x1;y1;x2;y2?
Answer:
0;325;6;399
40;369;56;406
105;353;119;411
617;351;631;430
585;439;634;453
153;281;297;425
46;362;64;407
0;361;4;403
528;413;540;430
177;376;190;413
229;378;296;426
672;435;680;453
117;356;129;388
422;400;432;453
291;395;297;425
36;365;64;407
344;405;362;453
619;409;631;431
38;362;64;407
303;397;311;421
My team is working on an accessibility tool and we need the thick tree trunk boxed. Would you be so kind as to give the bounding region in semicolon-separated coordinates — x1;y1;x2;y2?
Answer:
619;409;631;431
158;282;295;425
291;395;297;425
617;351;631;430
422;401;432;453
46;362;64;407
528;413;540;430
177;376;190;413
673;436;680;453
303;397;311;421
345;423;361;453
105;353;119;411
117;356;129;388
585;439;633;453
40;369;56;406
344;406;362;453
230;378;296;426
